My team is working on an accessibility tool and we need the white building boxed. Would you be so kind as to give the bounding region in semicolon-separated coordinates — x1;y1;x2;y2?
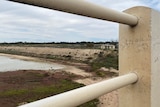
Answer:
101;44;115;50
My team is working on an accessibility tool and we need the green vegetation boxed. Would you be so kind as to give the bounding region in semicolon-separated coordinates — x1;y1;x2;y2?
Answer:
90;51;118;71
0;71;99;107
0;41;118;49
0;80;83;101
0;80;98;106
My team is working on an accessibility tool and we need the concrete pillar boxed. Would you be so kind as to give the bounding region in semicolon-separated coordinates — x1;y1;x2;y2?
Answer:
119;6;160;107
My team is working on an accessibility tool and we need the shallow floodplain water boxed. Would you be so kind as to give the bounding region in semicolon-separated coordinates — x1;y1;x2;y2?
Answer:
0;56;64;72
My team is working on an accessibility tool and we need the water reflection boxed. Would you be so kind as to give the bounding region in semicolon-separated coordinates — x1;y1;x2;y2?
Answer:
0;56;64;72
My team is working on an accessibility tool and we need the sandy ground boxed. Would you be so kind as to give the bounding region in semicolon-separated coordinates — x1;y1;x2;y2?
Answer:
0;46;104;61
63;66;92;77
75;77;118;107
0;53;43;62
0;53;118;107
63;64;119;107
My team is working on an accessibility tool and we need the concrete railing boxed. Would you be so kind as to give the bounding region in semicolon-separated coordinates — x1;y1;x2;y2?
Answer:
7;0;160;107
18;73;138;107
8;0;138;26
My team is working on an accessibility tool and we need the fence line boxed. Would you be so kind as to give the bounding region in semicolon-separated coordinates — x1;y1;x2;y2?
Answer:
8;0;138;26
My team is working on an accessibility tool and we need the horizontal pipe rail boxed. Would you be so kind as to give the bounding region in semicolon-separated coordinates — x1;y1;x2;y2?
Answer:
19;73;138;107
8;0;138;26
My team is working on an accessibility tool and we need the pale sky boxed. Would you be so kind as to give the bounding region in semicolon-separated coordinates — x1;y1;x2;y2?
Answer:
0;0;160;42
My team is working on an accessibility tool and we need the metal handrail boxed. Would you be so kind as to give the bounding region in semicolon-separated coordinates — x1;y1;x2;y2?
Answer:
19;73;138;107
8;0;138;26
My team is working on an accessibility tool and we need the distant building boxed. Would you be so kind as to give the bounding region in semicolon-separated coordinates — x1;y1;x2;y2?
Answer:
100;44;116;50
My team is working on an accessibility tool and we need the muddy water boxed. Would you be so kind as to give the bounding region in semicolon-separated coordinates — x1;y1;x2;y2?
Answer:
0;56;64;72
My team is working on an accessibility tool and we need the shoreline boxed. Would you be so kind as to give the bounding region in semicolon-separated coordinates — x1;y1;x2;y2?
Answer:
0;53;39;62
0;53;92;77
0;53;118;107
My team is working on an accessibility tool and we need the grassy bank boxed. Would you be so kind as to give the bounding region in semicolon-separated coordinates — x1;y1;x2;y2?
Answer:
90;51;118;70
0;70;98;107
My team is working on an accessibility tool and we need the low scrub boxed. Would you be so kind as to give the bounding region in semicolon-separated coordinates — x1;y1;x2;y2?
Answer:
0;70;99;107
90;51;118;71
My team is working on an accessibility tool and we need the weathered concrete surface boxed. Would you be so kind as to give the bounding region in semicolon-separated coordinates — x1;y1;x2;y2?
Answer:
151;9;160;107
119;6;160;107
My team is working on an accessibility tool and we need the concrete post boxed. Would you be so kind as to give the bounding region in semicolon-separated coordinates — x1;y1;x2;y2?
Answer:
119;6;160;107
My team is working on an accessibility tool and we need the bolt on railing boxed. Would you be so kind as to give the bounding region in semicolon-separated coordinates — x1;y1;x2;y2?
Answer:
19;73;138;107
8;0;138;26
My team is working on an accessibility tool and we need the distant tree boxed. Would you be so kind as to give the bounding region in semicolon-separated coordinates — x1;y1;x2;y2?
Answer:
86;42;94;48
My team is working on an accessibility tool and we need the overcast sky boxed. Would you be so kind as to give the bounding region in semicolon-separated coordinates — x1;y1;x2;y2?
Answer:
0;0;160;43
